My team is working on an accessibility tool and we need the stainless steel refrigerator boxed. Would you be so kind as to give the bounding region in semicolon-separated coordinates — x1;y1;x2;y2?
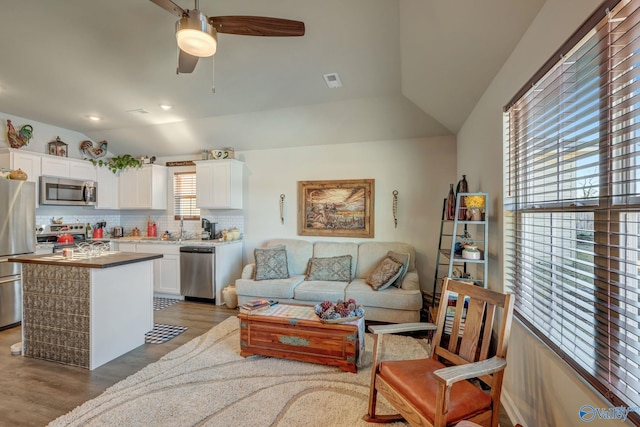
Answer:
0;179;35;330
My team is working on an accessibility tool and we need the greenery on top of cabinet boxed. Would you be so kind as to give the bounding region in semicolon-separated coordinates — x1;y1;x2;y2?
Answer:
86;155;142;174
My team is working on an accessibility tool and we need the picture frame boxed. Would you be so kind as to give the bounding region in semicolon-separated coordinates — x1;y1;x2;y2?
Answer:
47;137;68;157
298;179;375;238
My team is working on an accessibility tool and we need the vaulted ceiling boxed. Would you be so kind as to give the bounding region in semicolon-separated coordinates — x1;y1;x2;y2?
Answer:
0;0;544;156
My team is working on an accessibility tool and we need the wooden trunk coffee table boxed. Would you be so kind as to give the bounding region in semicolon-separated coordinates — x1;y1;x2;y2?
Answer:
238;304;365;373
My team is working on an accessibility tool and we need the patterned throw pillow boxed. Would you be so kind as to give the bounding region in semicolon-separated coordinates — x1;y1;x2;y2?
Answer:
254;245;289;281
366;256;404;291
305;255;352;282
387;251;410;288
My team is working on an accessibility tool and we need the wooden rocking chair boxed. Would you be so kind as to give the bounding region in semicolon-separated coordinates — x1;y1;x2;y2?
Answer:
363;278;514;427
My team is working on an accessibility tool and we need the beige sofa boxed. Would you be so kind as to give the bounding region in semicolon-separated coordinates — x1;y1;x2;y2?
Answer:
235;239;423;323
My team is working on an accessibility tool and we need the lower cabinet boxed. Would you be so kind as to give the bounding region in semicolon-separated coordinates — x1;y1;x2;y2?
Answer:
115;243;181;296
136;244;181;295
112;241;243;300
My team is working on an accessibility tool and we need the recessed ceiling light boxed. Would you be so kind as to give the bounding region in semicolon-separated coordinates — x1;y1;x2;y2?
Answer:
88;115;101;121
160;104;173;111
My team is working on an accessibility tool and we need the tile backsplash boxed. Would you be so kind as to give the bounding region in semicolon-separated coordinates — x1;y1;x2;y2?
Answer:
36;213;244;239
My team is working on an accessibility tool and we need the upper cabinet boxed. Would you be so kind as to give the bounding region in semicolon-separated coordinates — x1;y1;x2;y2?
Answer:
40;156;68;178
68;158;96;181
0;149;42;206
0;150;41;183
118;164;167;210
41;157;96;181
195;159;243;209
95;167;119;209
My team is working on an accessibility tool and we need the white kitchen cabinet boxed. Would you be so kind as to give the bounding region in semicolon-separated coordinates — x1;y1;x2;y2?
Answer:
68;158;97;181
122;243;181;296
0;148;42;206
118;164;167;210
114;242;136;252
144;245;180;295
41;156;69;177
96;167;119;209
41;156;96;181
194;159;243;209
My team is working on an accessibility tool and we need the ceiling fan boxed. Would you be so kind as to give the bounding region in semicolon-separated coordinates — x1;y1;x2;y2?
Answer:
150;0;305;74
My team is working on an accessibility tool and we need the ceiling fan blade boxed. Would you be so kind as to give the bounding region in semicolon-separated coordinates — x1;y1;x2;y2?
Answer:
209;16;305;37
150;0;187;18
177;49;199;74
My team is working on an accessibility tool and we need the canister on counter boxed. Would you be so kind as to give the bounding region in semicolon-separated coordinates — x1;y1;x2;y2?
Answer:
62;248;73;258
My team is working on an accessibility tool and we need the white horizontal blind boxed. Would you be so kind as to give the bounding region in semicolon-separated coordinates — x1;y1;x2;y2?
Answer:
173;172;200;220
505;0;640;414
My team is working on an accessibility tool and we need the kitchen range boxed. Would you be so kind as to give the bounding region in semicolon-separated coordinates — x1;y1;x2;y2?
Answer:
36;222;109;254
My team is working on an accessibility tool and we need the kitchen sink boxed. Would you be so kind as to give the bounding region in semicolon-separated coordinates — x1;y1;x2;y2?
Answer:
116;236;181;242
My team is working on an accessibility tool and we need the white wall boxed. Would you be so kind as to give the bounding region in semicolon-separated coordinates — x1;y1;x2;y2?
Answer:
0;112;107;160
238;136;456;289
457;0;632;425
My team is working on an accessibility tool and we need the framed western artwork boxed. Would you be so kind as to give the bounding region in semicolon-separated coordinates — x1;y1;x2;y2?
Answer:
298;179;374;238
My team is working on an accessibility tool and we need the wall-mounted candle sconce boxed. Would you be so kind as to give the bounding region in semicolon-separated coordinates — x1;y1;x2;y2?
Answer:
280;194;285;224
392;190;398;228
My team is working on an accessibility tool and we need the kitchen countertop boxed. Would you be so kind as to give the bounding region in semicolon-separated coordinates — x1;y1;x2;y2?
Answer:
8;251;162;269
111;237;243;246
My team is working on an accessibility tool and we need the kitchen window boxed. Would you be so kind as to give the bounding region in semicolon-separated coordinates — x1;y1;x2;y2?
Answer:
504;0;640;416
173;171;200;220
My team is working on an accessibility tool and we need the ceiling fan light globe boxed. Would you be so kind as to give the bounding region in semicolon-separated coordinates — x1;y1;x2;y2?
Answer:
176;12;217;57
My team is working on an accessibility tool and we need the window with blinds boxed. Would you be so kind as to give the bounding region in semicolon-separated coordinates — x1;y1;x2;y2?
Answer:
504;0;640;414
173;172;200;220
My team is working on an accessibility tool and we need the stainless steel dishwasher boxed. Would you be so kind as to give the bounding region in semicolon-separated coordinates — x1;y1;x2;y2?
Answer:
180;246;215;300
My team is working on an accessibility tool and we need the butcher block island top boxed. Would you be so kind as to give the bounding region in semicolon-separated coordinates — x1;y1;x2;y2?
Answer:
9;252;157;370
9;251;162;268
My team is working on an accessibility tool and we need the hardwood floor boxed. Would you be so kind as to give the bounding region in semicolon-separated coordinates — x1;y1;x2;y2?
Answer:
0;301;515;427
0;300;236;427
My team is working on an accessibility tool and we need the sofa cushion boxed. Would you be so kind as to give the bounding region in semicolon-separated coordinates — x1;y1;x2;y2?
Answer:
265;239;313;276
306;255;352;282
236;275;305;299
346;279;423;310
366;256;403;291
313;242;358;279
356;242;416;279
294;280;349;302
254;245;289;280
387;250;410;288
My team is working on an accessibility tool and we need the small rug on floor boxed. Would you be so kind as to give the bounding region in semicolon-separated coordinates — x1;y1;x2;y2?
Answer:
49;316;430;427
144;323;188;344
153;297;181;311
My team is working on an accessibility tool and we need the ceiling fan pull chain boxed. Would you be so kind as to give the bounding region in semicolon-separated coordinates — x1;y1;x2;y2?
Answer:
211;56;216;93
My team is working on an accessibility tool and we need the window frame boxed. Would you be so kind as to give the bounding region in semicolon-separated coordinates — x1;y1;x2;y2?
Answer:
173;171;200;221
504;0;640;418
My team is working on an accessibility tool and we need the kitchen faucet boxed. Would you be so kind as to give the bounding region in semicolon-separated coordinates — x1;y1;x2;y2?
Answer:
179;215;184;241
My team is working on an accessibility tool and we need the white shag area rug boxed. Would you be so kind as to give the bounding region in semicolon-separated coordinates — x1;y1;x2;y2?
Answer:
49;317;430;427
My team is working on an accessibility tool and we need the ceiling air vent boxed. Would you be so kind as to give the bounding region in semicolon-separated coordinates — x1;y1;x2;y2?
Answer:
323;73;342;89
126;108;150;114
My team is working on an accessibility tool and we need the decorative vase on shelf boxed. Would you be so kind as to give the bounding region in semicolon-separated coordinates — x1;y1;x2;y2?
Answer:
456;175;468;220
467;207;482;221
445;184;456;220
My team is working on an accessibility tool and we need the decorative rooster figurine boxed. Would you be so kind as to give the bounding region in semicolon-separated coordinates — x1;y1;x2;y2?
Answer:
80;140;108;158
6;120;33;149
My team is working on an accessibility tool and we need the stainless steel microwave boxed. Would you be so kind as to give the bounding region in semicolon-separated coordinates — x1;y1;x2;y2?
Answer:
39;176;97;206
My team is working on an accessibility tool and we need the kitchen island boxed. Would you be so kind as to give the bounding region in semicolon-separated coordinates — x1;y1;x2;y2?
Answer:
9;251;162;370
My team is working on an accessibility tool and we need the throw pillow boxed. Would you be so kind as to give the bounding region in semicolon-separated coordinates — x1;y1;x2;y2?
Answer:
366;256;404;291
254;245;289;281
306;255;352;282
387;251;411;287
